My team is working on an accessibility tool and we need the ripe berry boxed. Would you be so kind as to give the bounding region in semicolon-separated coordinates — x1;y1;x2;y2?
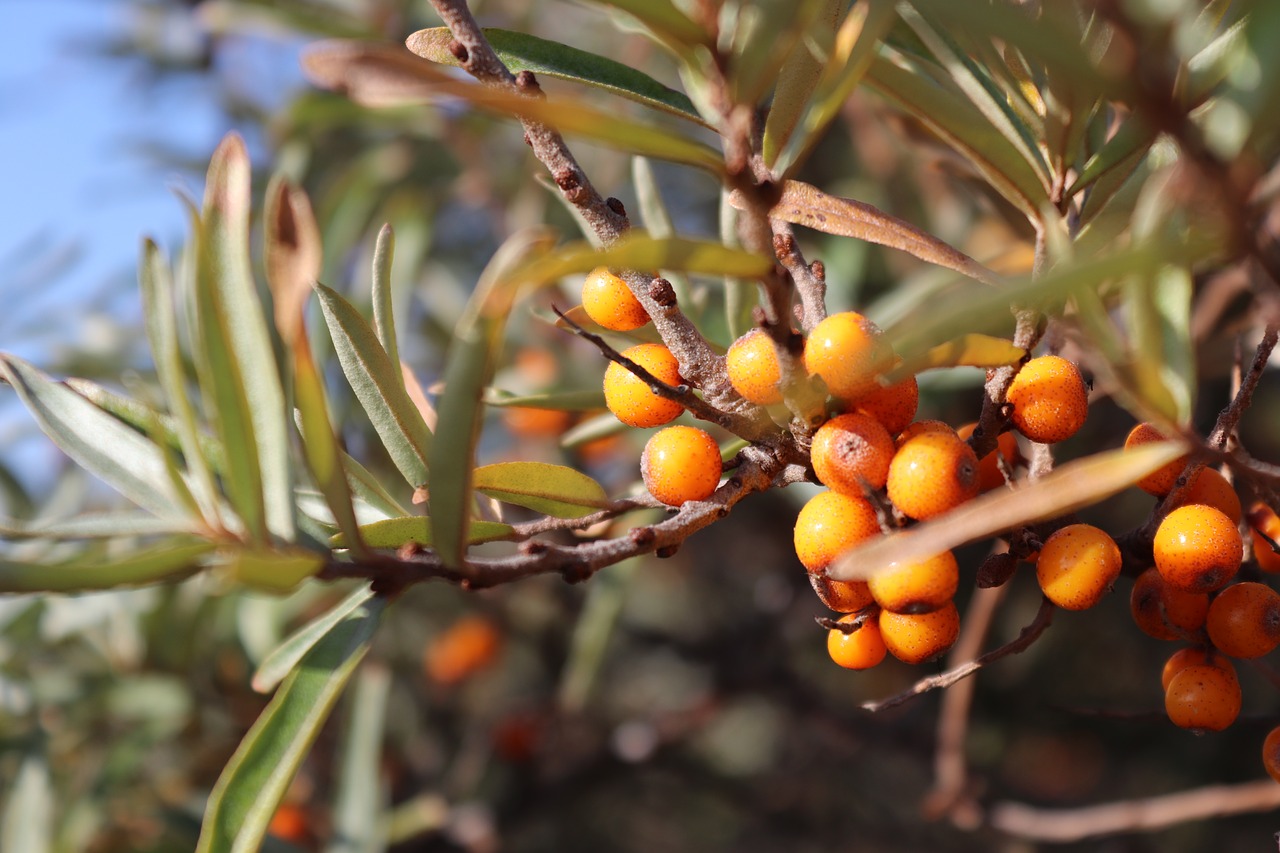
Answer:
1161;647;1237;692
810;575;875;613
641;426;722;506
1164;663;1241;732
957;422;1022;492
726;329;784;406
1169;467;1241;524
1130;567;1209;641
424;616;503;685
895;419;953;447
827;615;887;670
879;601;960;664
810;412;895;495
504;406;573;439
1006;355;1088;444
581;266;649;331
868;550;959;614
793;490;882;573
1124;423;1188;496
886;430;980;521
1035;524;1122;611
853;375;919;436
1153;504;1242;593
1205;581;1280;659
1262;727;1280;783
1247;502;1280;573
603;343;684;428
803;311;893;401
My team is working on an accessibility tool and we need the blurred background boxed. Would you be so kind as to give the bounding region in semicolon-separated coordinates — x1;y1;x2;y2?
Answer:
2;2;1279;851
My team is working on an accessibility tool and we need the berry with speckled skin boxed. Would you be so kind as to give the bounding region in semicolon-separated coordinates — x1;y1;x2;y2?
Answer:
1206;582;1280;659
1169;468;1241;523
854;375;919;436
886;430;980;520
1006;355;1088;444
868;551;958;614
827;615;887;670
1161;647;1236;692
726;329;784;406
957;422;1022;491
603;343;684;428
803;311;894;401
581;267;650;331
1262;727;1280;783
810;575;875;613
1035;524;1122;611
1154;504;1242;593
1249;502;1280;572
811;412;895;495
879;601;960;664
793;490;882;573
641;426;722;506
1165;663;1241;731
1125;423;1189;496
895;419;953;447
1130;567;1210;641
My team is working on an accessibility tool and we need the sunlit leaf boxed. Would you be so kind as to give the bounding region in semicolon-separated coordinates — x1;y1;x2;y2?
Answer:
251;586;374;694
484;389;606;411
473;462;611;518
329;663;391;853
576;0;709;52
889;334;1026;380
331;517;513;550
515;233;774;285
1066;119;1156;200
1;754;52;853
370;224;402;375
559;412;630;448
761;0;843;167
0;512;197;540
0;538;213;593
229;547;325;595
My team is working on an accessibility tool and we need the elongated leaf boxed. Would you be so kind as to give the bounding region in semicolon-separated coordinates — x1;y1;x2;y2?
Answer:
1066;118;1156;199
2;754;52;853
559;411;630;448
763;0;844;167
230;547;325;594
0;512;196;540
888;334;1026;380
370;224;401;376
829;443;1188;581
315;282;434;487
484;389;606;410
331;517;513;550
196;595;385;853
515;234;774;285
406;27;703;125
252;586;374;694
0;538;213;593
473;462;610;518
328;663;390;853
578;0;708;51
632;157;693;309
341;452;410;520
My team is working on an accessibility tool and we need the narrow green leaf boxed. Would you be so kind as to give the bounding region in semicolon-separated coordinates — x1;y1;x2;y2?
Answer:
328;664;391;853
1154;266;1195;424
473;462;611;518
0;512;196;540
196;595;385;853
515;234;774;285
576;0;709;51
559;412;630;449
331;517;513;550
0;538;213;593
889;334;1026;381
252;586;374;694
632;157;693;309
370;224;401;377
1066;119;1156;199
230;547;325;595
559;559;637;712
763;0;844;167
2;754;53;853
341;452;411;520
484;389;606;411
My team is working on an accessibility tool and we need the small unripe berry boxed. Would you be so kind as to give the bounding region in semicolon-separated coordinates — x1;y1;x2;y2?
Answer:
868;550;959;614
1124;423;1188;496
827;615;887;670
603;343;684;428
879;601;960;664
886;430;980;520
1153;504;1242;593
853;375;919;436
803;311;893;401
1035;524;1122;611
793;490;882;573
641;426;722;506
726;329;784;405
1006;355;1088;444
1164;663;1241;732
1130;567;1210;641
810;574;875;613
1161;647;1236;692
1205;581;1280;659
1262;727;1280;783
1168;467;1241;524
810;412;895;495
581;266;650;331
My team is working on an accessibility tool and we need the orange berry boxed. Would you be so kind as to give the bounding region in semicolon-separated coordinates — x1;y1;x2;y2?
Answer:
503;406;573;438
810;575;875;613
1161;647;1236;692
868;550;959;614
1169;468;1241;524
1006;355;1088;444
1248;502;1280;573
1206;581;1280;659
793;490;882;573
879;601;960;664
886;430;980;520
803;311;894;401
726;329;784;406
827;615;888;670
895;419;953;447
1034;524;1122;611
1153;504;1242;593
1130;567;1210;641
268;803;310;843
1262;726;1280;783
1164;663;1241;732
641;425;722;506
853;375;919;435
603;343;684;428
581;266;649;331
810;412;895;495
1124;423;1189;496
957;422;1022;491
425;616;503;685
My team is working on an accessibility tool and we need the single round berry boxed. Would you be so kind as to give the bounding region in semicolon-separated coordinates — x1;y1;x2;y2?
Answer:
793;490;882;573
1262;727;1280;783
879;601;960;664
1205;581;1280;659
1124;423;1188;496
581;266;649;331
827;615;887;670
868;550;959;614
810;412;895;495
886;431;980;521
1161;647;1237;692
603;343;684;428
895;419;954;447
1153;504;1242;593
1006;355;1088;444
810;575;875;613
1035;524;1122;611
957;422;1022;492
1249;502;1280;573
1164;663;1241;732
1169;467;1242;524
726;329;784;406
424;616;503;685
803;311;893;401
1130;567;1210;641
853;375;919;436
641;426;722;506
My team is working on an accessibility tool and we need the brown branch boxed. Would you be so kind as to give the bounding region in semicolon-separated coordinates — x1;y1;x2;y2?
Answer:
816;608;877;634
772;222;827;333
503;497;657;539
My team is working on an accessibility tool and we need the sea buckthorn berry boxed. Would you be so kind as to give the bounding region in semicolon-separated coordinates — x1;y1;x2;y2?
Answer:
879;600;960;664
810;575;875;613
581;266;649;331
1005;355;1088;444
603;343;684;428
425;616;503;685
895;419;953;448
793;490;882;574
641;426;722;506
1248;502;1280;573
1169;467;1241;524
886;430;980;521
1205;581;1280;659
810;412;895;495
1164;663;1241;732
868;550;959;614
1035;524;1122;611
827;615;887;670
1153;504;1242;593
803;311;894;401
957;422;1022;492
503;406;573;439
853;375;919;436
1263;727;1280;783
1130;567;1210;641
726;329;784;406
1124;423;1189;496
1161;647;1237;692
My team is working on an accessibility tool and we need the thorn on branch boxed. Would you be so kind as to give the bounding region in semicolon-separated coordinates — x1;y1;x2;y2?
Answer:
648;277;677;307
